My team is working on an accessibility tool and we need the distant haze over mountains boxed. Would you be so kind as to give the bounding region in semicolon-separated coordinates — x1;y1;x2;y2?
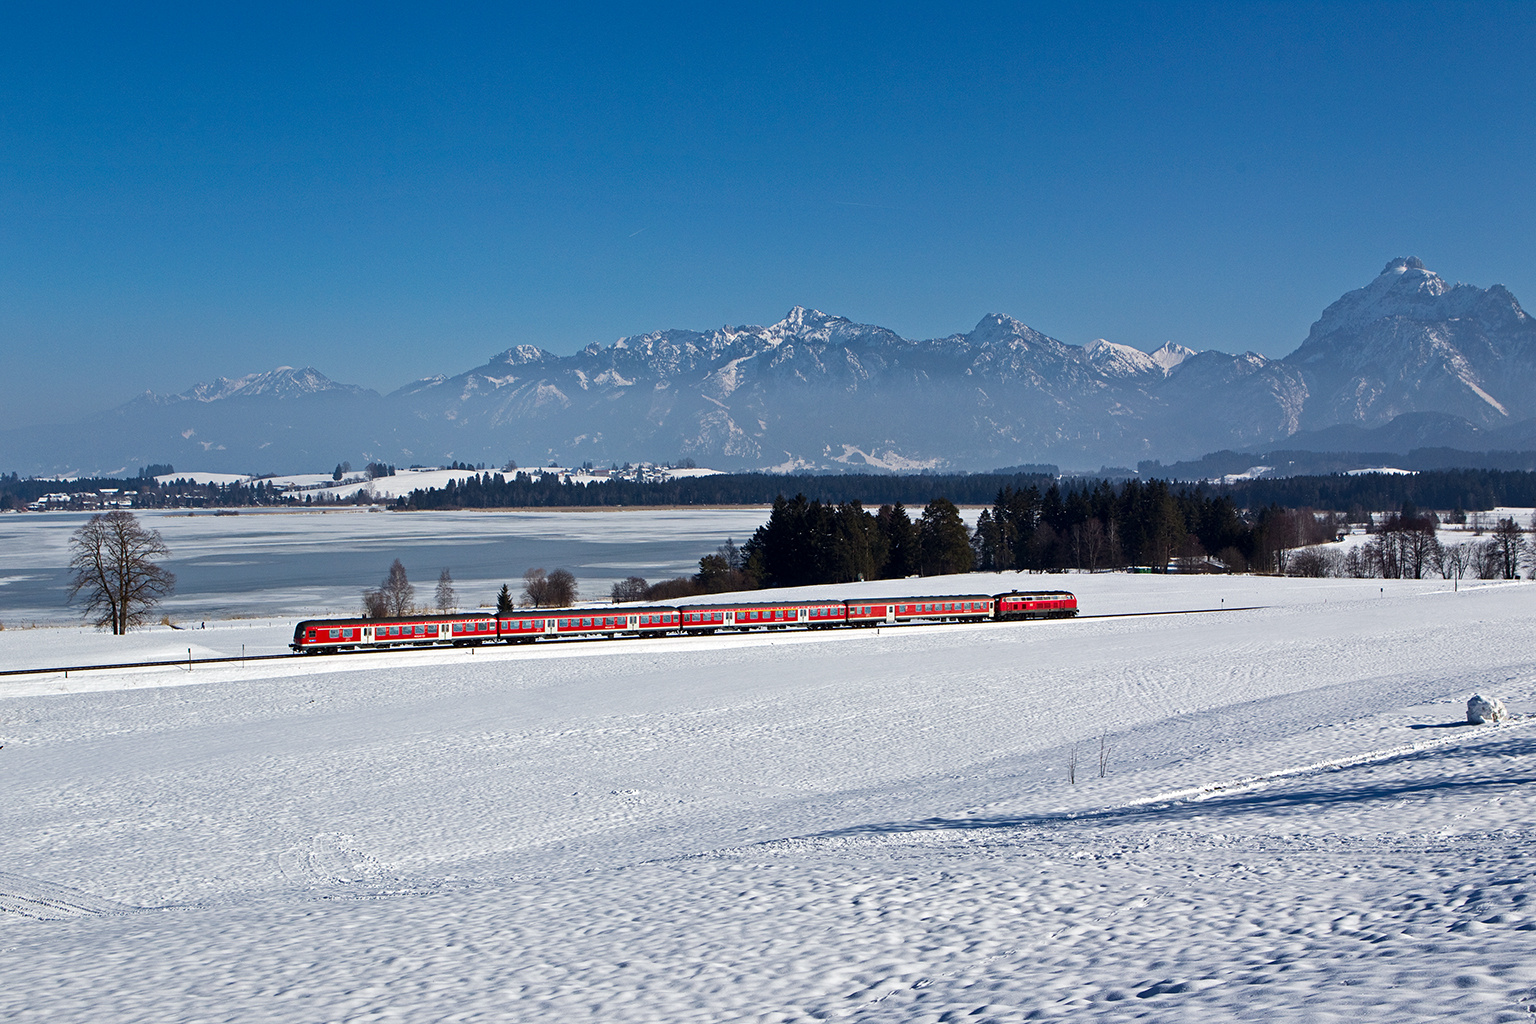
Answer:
6;258;1536;477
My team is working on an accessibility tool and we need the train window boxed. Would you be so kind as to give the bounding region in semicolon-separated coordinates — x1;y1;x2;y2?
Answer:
308;629;316;638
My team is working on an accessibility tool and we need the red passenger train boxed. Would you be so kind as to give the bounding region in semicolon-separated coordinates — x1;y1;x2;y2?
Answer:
291;590;1077;653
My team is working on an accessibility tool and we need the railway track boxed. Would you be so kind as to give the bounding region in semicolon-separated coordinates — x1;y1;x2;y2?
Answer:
0;605;1265;680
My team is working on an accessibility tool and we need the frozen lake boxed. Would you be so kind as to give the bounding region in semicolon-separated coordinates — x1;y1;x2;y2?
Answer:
0;507;772;625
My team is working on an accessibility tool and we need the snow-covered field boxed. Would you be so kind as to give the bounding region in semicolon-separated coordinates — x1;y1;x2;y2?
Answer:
3;573;1535;1022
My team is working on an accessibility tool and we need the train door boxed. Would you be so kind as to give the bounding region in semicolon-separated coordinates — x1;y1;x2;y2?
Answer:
798;606;809;623
724;610;736;627
884;605;896;624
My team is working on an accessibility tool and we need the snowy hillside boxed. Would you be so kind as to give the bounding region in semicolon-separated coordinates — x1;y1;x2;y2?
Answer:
2;573;1534;1021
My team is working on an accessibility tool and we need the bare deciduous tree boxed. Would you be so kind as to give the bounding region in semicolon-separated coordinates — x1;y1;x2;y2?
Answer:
435;568;456;613
68;511;176;635
610;576;649;603
372;559;414;616
1439;542;1471;583
545;568;577;606
361;588;389;618
523;567;577;607
1492;517;1523;579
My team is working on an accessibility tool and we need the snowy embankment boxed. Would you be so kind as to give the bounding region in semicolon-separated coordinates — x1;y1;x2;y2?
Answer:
2;575;1535;1022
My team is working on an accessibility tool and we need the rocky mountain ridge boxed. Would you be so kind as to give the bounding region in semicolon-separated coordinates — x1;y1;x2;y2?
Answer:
4;259;1533;476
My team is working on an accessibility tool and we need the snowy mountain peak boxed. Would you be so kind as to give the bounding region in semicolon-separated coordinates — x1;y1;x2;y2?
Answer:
1297;257;1527;352
1150;341;1198;373
1382;256;1426;274
492;345;554;367
968;313;1055;348
774;306;851;335
1302;256;1464;344
179;366;369;402
1083;339;1161;378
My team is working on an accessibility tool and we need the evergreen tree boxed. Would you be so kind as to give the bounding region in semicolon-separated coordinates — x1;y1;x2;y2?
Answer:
496;584;515;616
875;503;917;578
917;498;974;576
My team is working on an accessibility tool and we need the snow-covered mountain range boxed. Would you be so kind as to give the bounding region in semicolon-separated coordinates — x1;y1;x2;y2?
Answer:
5;258;1535;476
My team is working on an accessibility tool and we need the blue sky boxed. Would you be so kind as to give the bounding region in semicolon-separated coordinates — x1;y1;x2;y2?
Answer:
2;2;1533;429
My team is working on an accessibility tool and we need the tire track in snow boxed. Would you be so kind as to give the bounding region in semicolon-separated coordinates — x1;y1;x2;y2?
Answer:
0;871;153;921
1126;714;1536;810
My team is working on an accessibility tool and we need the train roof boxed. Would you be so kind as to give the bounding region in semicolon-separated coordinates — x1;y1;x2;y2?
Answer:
989;592;1075;601
841;594;998;606
294;606;685;630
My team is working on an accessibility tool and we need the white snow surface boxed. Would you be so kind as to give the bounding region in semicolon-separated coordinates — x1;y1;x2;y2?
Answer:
3;574;1535;1022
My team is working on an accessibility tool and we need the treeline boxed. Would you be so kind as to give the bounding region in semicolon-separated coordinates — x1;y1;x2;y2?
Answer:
600;497;975;600
1216;468;1536;513
11;465;1536;517
398;466;1536;513
726;480;1299;583
973;479;1266;572
400;470;1059;509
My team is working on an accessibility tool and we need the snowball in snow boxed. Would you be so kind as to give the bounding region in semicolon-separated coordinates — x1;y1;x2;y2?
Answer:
1466;694;1509;724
